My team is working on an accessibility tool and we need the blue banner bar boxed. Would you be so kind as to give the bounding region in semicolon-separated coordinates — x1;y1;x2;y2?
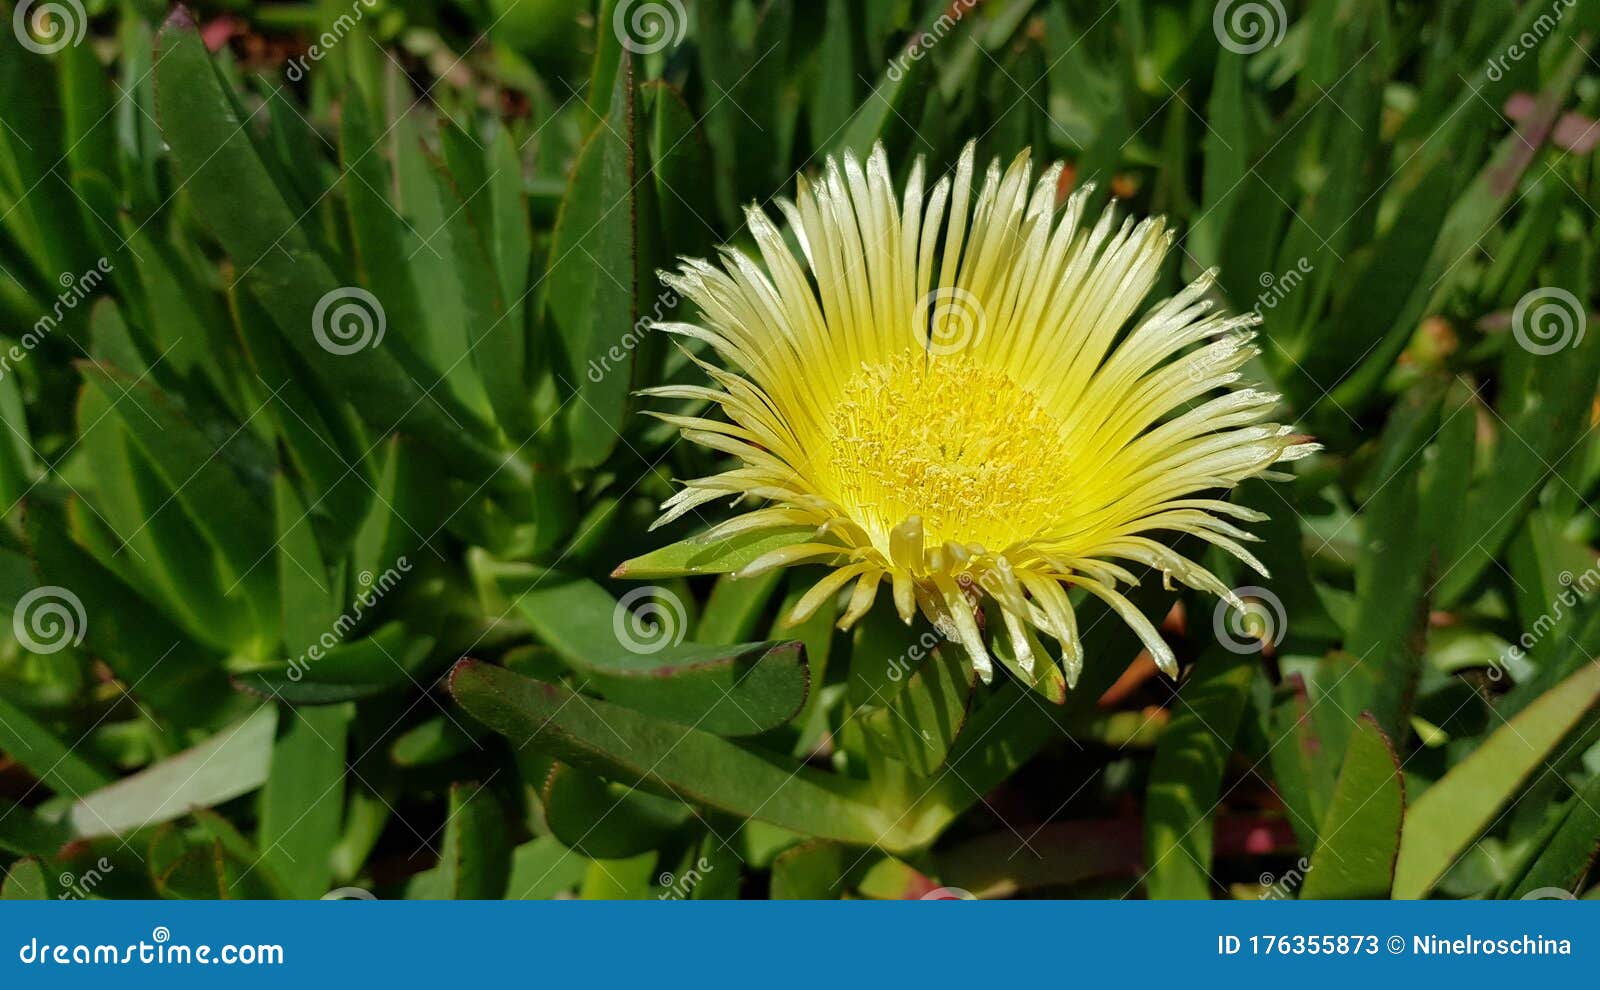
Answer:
1;901;1592;987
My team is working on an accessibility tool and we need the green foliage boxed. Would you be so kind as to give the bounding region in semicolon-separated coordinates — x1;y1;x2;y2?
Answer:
0;0;1597;901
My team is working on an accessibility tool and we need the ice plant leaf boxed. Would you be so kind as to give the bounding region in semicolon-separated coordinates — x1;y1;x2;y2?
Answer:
1392;662;1600;899
541;762;693;860
65;705;278;839
449;659;908;849
547;50;636;469
439;782;512;900
1143;647;1255;900
558;640;810;737
1300;714;1405;900
637;142;1315;686
1498;772;1600;899
258;705;349;899
1;858;47;901
614;526;816;578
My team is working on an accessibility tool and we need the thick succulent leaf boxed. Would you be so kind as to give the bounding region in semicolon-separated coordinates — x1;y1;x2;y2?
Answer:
613;527;815;579
494;569;807;733
769;840;851;899
23;499;242;726
231;623;436;704
541;761;693;860
546;52;636;468
1;858;47;900
0;692;111;798
646;81;715;261
851;612;974;778
438;782;512;900
1143;647;1256;899
1300;714;1404;899
151;11;507;483
695;571;785;645
572;640;809;737
0;799;70;858
936;822;1145;899
505;837;590;900
258;705;349;898
1265;674;1338;853
1393;662;1600;899
449;659;906;849
66;705;277;839
1498;772;1600;899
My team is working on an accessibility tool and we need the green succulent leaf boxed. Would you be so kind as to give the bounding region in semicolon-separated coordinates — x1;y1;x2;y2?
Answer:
613;527;816;579
1300;714;1405;900
450;659;907;849
66;705;277;840
1393;663;1600;899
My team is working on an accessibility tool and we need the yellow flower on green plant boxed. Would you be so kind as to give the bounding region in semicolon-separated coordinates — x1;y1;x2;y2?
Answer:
644;142;1316;687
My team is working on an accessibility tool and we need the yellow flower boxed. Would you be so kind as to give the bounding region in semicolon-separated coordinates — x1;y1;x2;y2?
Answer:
643;143;1316;687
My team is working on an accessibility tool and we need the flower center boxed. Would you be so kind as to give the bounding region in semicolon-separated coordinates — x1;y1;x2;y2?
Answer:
821;350;1074;555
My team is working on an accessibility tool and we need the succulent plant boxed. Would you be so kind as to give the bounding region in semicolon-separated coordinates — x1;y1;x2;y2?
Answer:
1;0;1599;902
